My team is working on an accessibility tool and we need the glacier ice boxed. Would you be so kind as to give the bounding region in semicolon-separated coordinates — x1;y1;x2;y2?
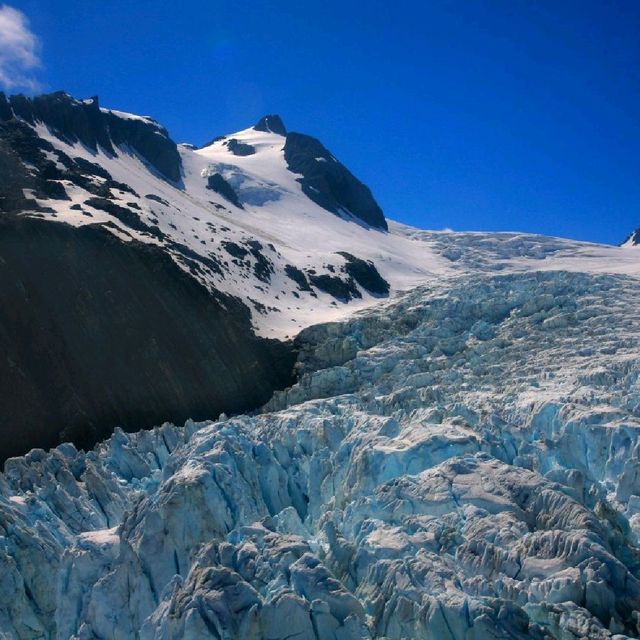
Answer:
1;270;640;639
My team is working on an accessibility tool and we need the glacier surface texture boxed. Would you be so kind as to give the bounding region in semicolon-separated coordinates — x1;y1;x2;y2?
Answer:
1;270;640;639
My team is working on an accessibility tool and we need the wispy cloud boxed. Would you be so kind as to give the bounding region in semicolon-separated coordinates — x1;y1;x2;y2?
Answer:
0;5;41;92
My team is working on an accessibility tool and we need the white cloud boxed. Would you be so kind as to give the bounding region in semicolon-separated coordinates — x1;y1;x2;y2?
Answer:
0;5;41;92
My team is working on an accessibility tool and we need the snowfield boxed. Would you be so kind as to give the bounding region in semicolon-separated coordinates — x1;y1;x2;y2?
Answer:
1;263;640;639
25;117;640;338
29;120;445;338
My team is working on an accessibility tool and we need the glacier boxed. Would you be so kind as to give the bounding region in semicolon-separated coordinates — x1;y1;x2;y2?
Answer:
1;268;640;639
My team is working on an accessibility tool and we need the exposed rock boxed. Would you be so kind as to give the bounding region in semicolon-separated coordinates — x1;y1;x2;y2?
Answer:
0;92;13;121
337;252;390;296
206;172;243;208
309;273;361;302
226;138;256;156
84;196;151;232
104;109;182;183
0;91;182;182
247;240;274;283
285;264;313;292
254;114;287;136
144;193;169;206
283;132;388;230
222;240;250;260
0;216;294;461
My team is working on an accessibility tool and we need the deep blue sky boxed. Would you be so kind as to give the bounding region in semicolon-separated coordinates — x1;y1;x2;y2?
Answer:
11;0;640;244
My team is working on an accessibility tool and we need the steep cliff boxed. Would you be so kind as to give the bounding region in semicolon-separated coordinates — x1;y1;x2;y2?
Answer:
0;215;294;460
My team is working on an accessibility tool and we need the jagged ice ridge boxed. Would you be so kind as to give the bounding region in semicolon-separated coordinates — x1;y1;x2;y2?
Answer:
1;269;640;639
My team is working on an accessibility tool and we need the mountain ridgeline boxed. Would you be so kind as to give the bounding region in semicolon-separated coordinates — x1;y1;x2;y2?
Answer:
623;227;640;247
0;92;387;229
0;91;182;184
0;91;392;461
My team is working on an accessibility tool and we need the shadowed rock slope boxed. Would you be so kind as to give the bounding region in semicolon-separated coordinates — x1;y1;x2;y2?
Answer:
0;215;295;461
283;131;388;231
0;91;182;182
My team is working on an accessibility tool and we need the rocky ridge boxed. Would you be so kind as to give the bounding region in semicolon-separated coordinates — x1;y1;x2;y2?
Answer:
622;229;640;248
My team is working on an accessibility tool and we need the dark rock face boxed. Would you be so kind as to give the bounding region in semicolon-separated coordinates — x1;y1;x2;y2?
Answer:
0;93;12;121
283;132;388;231
337;251;390;295
199;134;226;149
84;197;151;232
0;117;63;211
246;240;274;283
0;216;295;462
104;110;182;183
304;254;389;301
254;114;287;136
145;193;169;205
308;273;361;302
226;138;256;156
285;264;313;292
0;116;140;213
623;229;640;246
206;173;243;208
10;92;113;151
0;134;40;212
0;91;182;183
222;240;249;260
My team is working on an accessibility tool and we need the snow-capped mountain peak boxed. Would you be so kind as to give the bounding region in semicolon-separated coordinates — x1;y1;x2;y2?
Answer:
0;92;409;339
2;91;639;340
253;113;287;135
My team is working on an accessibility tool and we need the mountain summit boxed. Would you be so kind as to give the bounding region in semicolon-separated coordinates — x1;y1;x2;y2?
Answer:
0;91;398;458
254;113;287;135
622;227;640;247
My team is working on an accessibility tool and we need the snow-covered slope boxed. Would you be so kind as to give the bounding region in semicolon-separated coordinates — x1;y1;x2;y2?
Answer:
19;106;436;338
3;92;638;338
1;268;640;639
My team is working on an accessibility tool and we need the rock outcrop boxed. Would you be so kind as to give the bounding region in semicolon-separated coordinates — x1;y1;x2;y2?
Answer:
254;114;287;136
0;215;294;461
284;132;388;231
0;91;182;182
622;228;640;247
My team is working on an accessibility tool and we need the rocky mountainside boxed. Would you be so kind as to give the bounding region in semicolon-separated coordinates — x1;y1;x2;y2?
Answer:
0;215;294;460
0;91;403;460
622;228;640;248
0;91;398;339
